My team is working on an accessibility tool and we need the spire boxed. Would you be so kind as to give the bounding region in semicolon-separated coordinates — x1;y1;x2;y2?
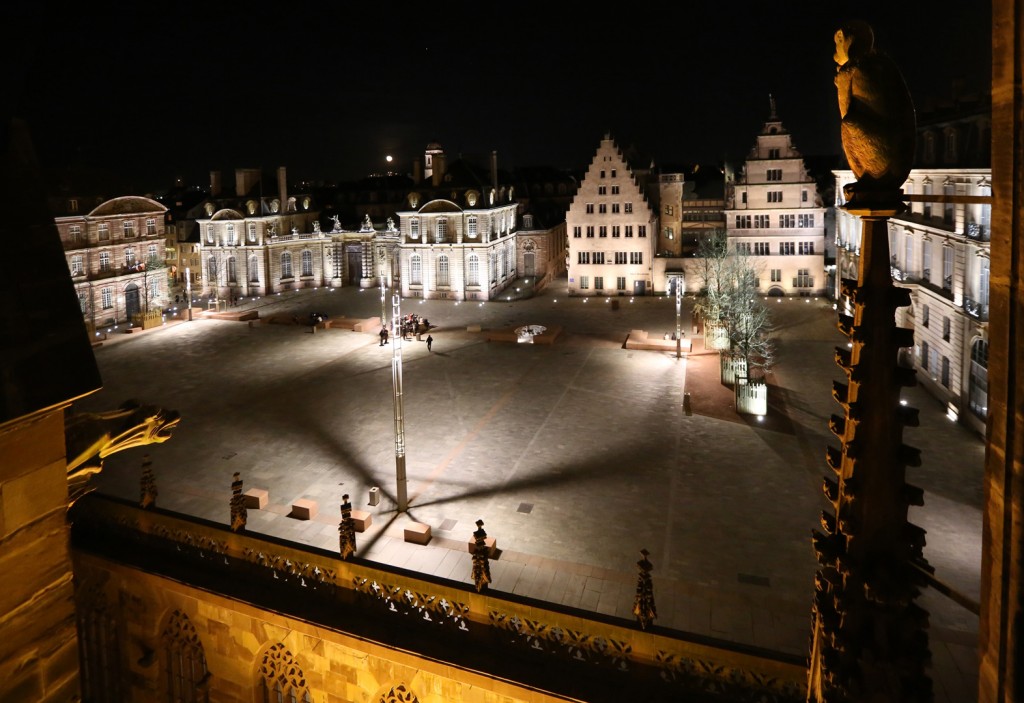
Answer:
769;93;777;120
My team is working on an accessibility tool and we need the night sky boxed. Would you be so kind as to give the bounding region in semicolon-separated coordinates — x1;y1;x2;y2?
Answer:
8;2;991;194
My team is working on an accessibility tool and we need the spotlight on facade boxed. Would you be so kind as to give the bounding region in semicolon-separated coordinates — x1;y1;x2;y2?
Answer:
900;399;908;406
757;415;764;422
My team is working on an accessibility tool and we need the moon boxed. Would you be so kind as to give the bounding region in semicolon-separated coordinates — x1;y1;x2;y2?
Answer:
385;155;393;163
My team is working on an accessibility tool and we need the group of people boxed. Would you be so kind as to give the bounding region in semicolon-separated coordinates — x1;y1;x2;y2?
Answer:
380;316;433;351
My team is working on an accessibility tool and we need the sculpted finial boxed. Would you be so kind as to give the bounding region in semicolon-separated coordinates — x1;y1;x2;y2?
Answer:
834;20;916;199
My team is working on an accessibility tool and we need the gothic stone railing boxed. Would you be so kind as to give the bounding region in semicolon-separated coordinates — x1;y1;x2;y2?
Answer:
70;493;806;703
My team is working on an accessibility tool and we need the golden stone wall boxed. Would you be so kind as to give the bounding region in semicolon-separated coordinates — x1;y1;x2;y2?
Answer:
0;410;81;702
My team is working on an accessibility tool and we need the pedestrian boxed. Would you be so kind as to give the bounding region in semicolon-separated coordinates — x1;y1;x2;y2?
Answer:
379;327;387;346
426;334;433;352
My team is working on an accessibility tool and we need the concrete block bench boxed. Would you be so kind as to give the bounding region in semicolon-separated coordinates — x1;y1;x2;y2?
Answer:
404;522;431;545
290;498;318;520
243;488;269;509
350;509;372;532
467;536;497;556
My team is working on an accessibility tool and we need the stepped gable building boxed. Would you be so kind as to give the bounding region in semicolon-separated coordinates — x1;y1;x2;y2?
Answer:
392;147;521;301
566;133;658;296
724;98;827;296
53;192;171;332
833;88;993;436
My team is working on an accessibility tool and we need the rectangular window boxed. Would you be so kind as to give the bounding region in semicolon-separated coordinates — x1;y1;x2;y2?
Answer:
436;219;447;242
768;191;783;203
98;223;110;240
599;170;605;178
70;255;84;275
69;225;82;242
611;169;617;177
624;203;633;214
612;225;621;237
598;185;607;195
921;341;930;371
768;148;780;158
941;356;950;387
943;316;951;341
802;190;809;202
735;215;751;228
638;225;647;238
625;225;633;238
77;291;86;312
594;276;604;290
665;205;674;216
741;191;747;204
611;203;620;214
146;218;157;235
617;276;626;290
410;219;419;238
798;213;816;227
123;220;135;238
580;275;589;290
611;185;620;195
771;269;782;282
599;204;607;214
630;252;643;265
736;242;752;254
586;226;595;238
599;226;607;237
578;252;591;264
754;242;770;255
922;304;930;328
593;252;605;264
586;203;594;214
766;168;782;181
615;252;626;264
798;242;815;255
779;214;796;228
467;217;478;237
796;268;813;287
573;226;582;238
754;214;769;228
101;287;112;309
780;242;796;255
99;251;111;271
942;246;953;288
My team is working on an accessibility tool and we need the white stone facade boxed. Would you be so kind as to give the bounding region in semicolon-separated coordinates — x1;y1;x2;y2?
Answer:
725;110;826;296
834;167;991;435
566;134;657;296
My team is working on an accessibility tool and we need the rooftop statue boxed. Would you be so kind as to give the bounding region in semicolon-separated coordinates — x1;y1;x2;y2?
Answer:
65;400;180;505
834;20;915;198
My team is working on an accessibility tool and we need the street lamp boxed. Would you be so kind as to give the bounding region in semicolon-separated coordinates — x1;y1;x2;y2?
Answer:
390;291;408;512
669;273;684;359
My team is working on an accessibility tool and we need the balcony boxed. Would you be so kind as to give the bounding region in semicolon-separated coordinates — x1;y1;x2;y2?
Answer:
966;223;991;242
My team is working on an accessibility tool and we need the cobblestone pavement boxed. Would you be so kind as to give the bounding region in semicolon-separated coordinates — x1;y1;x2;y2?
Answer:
79;277;984;702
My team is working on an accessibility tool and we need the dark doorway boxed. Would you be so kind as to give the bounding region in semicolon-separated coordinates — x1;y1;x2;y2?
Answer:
125;283;141;319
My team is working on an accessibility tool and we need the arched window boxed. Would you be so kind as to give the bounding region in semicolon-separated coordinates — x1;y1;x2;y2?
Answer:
410;255;422;285
301;250;313;277
281;252;293;278
249;255;260;283
163;610;209;703
969;339;988;420
258;643;311;703
227;257;237;283
208;256;218;281
467;254;480;286
76;584;123;703
226;223;236;245
437;255;450;286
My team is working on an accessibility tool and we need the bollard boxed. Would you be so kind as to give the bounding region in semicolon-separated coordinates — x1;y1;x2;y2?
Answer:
368;486;380;506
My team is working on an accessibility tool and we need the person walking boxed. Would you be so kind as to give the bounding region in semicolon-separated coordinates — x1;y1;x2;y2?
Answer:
426;334;433;352
379;327;388;346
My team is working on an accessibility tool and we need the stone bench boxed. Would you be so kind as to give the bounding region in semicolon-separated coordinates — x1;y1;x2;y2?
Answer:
467;536;497;556
243;488;269;509
467;324;482;332
404;522;431;545
290;498;318;520
350;509;372;532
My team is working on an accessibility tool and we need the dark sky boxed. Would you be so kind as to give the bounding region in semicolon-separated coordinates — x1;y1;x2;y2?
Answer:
8;2;991;193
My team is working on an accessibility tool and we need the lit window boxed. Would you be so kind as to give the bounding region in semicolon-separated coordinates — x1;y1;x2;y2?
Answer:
281;252;293;278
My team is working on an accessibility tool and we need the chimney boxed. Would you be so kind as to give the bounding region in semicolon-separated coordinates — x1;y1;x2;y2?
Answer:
277;167;288;211
491;151;498;193
235;168;260;197
413;157;422;184
432;153;446;187
210;171;222;197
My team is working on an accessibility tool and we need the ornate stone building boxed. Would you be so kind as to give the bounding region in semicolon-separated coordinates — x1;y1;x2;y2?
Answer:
724;100;827;296
53;194;171;332
567;134;658;297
